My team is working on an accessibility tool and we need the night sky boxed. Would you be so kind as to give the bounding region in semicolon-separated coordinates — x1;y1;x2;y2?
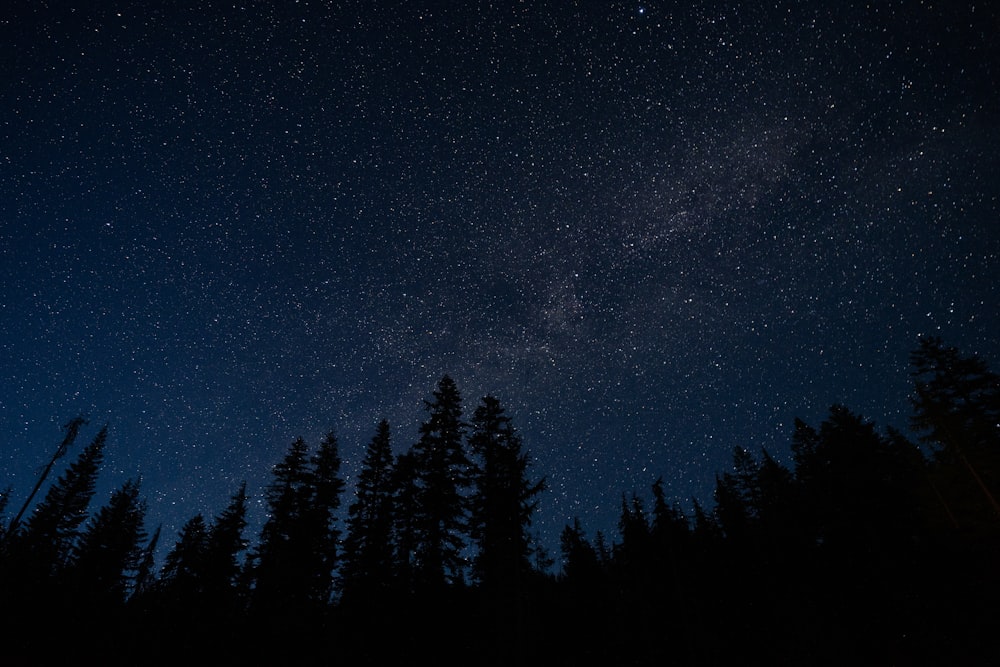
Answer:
2;1;998;562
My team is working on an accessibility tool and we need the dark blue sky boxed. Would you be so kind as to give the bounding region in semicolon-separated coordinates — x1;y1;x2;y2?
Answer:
2;1;998;561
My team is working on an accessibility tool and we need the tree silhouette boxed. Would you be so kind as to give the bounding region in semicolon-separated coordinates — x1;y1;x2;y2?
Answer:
203;481;249;605
713;447;756;543
410;375;469;590
910;336;1000;525
4;342;1000;664
251;433;344;618
8;425;107;581
340;419;396;604
307;430;344;605
559;518;601;586
467;395;545;591
132;523;161;599
388;449;420;594
5;415;88;537
0;425;108;661
793;405;925;555
466;395;546;663
160;513;209;597
157;483;249;607
65;478;148;607
251;436;312;612
144;483;251;659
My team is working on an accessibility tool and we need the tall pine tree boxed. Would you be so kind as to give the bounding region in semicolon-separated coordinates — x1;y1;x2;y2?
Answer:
12;425;108;579
160;513;209;598
341;420;396;602
252;433;344;612
307;430;344;605
66;478;148;607
467;395;545;590
203;481;249;604
252;437;312;611
910;336;1000;524
389;450;420;594
410;375;469;589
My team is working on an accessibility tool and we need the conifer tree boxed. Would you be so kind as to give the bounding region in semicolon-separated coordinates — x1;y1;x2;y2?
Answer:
793;406;924;553
6;415;88;537
159;483;250;607
66;478;147;605
252;434;344;610
14;425;108;578
559;518;600;584
203;482;249;602
133;524;161;599
161;513;209;596
341;420;396;601
650;477;690;548
410;375;469;588
389;450;420;593
910;336;1000;521
467;395;545;590
753;449;801;553
615;493;652;566
307;431;344;604
253;437;312;610
691;498;722;545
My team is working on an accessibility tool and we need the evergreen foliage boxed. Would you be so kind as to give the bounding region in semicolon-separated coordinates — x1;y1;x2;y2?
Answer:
66;478;147;606
388;449;420;593
10;425;108;579
409;375;470;589
252;433;344;612
203;481;250;601
2;346;1000;664
340;419;396;603
467;395;545;590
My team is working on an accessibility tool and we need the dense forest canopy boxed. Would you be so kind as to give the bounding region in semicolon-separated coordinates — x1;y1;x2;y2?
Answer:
2;336;999;664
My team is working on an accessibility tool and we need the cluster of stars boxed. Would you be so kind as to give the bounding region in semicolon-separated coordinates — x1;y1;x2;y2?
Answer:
1;1;997;559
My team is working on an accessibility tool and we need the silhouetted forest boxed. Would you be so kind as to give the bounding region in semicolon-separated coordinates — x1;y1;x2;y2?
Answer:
2;337;998;665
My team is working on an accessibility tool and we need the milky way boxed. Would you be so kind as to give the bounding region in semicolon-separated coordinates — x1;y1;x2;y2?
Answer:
2;1;998;559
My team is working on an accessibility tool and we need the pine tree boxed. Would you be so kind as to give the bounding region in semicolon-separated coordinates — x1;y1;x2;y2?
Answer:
13;425;107;579
754;449;801;555
252;437;312;611
559;518;601;584
6;415;88;537
252;433;344;611
650;477;690;549
160;513;209;596
467;395;545;591
910;337;1000;523
615;493;652;567
691;497;722;545
307;431;344;604
341;420;396;602
158;483;250;608
410;375;469;589
910;337;1000;452
713;448;756;544
66;478;147;606
389;450;420;593
793;406;925;553
132;524;161;599
203;482;249;602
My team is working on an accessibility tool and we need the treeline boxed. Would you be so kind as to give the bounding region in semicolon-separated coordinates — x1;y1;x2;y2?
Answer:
1;337;999;664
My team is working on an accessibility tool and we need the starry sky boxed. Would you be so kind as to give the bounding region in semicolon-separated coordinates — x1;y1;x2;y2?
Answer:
2;1;998;561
